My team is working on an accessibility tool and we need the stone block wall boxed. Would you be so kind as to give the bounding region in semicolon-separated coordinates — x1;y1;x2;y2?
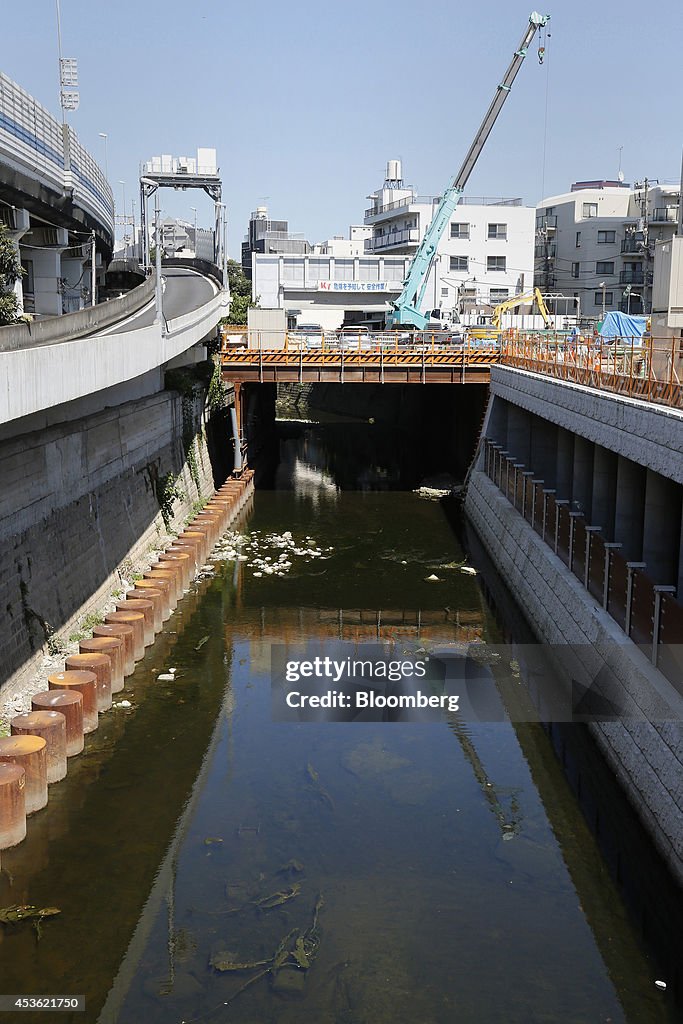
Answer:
0;387;219;700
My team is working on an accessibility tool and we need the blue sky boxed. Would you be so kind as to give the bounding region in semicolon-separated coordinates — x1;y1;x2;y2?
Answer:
3;0;682;250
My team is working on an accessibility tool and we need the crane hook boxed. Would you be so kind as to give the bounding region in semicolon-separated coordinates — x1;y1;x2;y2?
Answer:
538;45;545;64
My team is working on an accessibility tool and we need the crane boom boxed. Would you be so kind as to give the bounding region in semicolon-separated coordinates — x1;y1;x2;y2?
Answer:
387;11;550;329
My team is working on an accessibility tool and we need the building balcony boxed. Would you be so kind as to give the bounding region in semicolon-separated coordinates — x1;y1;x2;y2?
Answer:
365;229;420;252
620;236;643;254
652;207;679;223
364;195;437;222
619;270;652;286
536;214;557;231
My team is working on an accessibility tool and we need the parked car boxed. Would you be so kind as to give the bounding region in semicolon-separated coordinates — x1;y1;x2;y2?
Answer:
336;325;375;349
289;323;324;348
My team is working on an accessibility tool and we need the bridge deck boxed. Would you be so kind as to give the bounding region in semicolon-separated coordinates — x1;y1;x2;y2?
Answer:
221;344;498;384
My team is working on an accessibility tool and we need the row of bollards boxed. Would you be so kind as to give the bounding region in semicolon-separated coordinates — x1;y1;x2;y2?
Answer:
0;471;254;851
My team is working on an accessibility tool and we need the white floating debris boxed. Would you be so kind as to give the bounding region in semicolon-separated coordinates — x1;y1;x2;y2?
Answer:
460;566;478;576
425;574;440;582
655;980;667;990
169;668;177;673
253;572;263;577
157;673;175;682
115;700;132;708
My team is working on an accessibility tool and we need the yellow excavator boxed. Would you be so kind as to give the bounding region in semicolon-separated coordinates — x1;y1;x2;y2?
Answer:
492;287;552;329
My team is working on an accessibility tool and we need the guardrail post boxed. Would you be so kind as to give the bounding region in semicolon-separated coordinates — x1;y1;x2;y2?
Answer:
554;499;569;554
422;346;426;384
602;543;622;610
380;343;384;384
522;471;534;519
530;479;544;529
625;562;647;636
584;526;602;590
542;488;555;543
341;343;345;384
652;585;677;666
568;510;583;571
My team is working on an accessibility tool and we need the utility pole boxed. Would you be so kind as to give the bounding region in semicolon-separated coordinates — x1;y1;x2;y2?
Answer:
90;229;96;306
154;191;164;334
642;178;650;314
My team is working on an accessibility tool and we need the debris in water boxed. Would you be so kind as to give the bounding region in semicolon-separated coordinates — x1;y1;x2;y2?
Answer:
195;635;210;651
157;673;174;682
460;565;478;576
204;837;223;846
0;905;61;925
254;884;301;910
425;574;440;582
210;952;271;972
115;700;132;709
655;980;667;990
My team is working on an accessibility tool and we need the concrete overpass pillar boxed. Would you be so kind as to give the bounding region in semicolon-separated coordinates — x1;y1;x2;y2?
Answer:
530;415;557;485
8;209;30;314
571;436;593;516
642;470;681;585
614;456;645;560
556;427;574;500
505;405;531;465
591;444;617;537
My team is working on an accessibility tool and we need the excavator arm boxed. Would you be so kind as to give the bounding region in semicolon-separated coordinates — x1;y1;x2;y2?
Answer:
387;11;550;329
492;287;552;328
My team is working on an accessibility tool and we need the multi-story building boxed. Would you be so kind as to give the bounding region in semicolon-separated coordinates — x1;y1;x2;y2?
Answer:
535;180;681;317
364;160;536;317
313;226;372;257
241;206;311;279
251;250;412;331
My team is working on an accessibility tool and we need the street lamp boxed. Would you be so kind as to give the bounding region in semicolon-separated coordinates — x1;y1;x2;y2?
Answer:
98;132;108;180
598;281;606;319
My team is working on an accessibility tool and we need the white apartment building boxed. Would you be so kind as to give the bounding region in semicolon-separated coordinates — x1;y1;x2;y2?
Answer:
364;160;536;316
313;226;372;257
535;180;681;317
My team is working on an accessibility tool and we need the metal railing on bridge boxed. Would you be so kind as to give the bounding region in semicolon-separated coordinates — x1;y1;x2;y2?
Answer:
220;327;500;383
501;332;683;409
483;439;683;693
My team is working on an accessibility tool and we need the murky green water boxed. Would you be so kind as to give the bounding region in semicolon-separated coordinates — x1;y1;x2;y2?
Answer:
0;419;680;1024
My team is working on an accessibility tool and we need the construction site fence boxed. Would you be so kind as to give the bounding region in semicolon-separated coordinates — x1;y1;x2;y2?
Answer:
221;327;500;353
500;332;683;409
483;438;683;695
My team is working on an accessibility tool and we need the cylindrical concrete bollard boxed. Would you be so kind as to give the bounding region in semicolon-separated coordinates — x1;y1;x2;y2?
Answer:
0;736;48;814
65;653;112;712
0;763;26;848
48;670;98;734
11;711;67;784
181;530;209;562
115;599;155;646
79;637;125;693
105;611;146;659
32;690;84;756
133;578;171;620
129;586;164;631
144;569;178;608
168;541;200;575
97;620;137;671
190;517;221;547
157;552;192;592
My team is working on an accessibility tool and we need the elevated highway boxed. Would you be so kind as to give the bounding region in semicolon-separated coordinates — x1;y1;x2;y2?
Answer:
0;262;227;428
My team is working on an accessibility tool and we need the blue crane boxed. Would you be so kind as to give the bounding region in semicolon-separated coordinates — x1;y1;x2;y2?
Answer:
387;11;550;330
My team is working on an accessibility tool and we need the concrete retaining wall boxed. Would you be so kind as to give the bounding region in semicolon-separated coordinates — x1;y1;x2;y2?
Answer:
465;466;683;884
490;366;683;484
0;386;218;703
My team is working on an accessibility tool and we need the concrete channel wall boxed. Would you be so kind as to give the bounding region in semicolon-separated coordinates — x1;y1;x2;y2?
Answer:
0;386;218;706
465;370;683;885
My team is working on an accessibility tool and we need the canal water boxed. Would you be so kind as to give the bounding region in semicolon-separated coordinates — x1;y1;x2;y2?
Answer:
0;414;680;1024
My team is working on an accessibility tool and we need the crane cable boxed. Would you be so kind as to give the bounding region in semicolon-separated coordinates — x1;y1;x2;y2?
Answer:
539;23;552;202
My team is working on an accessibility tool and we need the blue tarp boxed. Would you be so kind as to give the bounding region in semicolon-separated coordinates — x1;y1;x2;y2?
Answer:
598;311;648;341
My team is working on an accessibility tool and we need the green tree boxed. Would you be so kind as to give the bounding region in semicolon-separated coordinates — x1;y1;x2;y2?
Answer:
0;224;22;326
221;259;259;325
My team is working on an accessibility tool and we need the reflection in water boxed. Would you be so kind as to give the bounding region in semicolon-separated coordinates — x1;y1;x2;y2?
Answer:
0;421;680;1024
